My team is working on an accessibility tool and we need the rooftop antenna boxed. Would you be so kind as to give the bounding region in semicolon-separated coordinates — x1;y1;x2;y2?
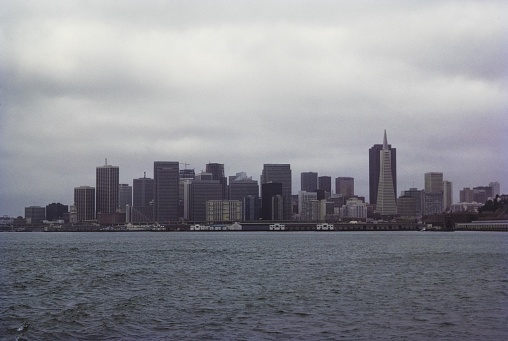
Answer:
144;172;146;178
105;158;108;166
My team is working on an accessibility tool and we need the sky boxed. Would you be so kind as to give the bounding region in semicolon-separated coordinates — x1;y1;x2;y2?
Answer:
1;0;507;217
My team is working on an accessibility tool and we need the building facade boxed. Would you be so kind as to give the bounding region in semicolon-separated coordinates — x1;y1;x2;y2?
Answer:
206;200;242;223
25;206;46;224
74;186;95;222
96;162;119;215
45;203;69;221
376;131;397;216
318;176;332;196
118;184;132;212
369;135;396;205
301;172;318;192
153;161;179;223
261;164;292;220
335;177;354;198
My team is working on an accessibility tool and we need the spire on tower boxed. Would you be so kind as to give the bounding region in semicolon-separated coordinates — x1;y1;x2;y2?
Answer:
383;130;388;150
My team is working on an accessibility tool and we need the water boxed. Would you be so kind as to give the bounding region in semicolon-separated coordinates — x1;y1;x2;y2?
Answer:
1;231;507;340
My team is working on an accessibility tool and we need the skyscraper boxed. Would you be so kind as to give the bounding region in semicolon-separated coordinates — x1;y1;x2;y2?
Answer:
261;182;283;220
443;180;453;211
133;173;154;207
118;184;132;212
153;161;179;223
376;130;397;216
318;176;332;195
96;161;119;214
424;172;444;215
335;177;354;198
424;172;444;193
261;164;292;220
369;134;396;205
301;172;318;192
206;162;227;199
74;186;95;221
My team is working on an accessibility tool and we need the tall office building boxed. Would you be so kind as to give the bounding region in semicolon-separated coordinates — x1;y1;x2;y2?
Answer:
25;206;46;225
318;176;332;195
153;161;179;223
229;173;259;202
459;187;474;203
301;172;318;192
261;164;292;220
261;182;284;221
46;203;68;221
206;163;227;199
376;130;397;215
443;180;453;211
335;177;354;198
187;177;223;222
118;184;132;212
424;172;444;215
133;173;154;207
425;172;444;193
402;188;424;216
369;133;396;205
489;182;500;197
74;186;95;221
96;161;119;215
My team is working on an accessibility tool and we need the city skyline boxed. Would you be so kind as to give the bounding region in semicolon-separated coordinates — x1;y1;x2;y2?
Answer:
1;1;507;217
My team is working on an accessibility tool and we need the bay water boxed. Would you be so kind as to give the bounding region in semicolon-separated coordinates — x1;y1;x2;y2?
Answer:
1;231;507;340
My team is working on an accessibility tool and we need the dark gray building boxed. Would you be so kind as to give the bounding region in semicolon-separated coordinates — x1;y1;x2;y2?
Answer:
335;177;354;198
133;174;154;207
153;161;179;223
261;182;283;221
46;202;68;221
261;164;292;220
25;206;45;224
187;179;223;222
301;172;318;192
318;176;332;196
206;163;227;199
118;184;132;212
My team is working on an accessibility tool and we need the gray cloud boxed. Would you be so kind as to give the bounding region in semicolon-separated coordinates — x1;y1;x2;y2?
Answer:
1;0;507;216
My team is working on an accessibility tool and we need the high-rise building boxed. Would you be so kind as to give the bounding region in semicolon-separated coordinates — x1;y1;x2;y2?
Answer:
261;182;283;220
369;134;396;205
186;177;223;222
25;206;45;224
301;172;318;192
261;164;292;220
489;182;500;197
298;191;318;221
425;172;444;193
397;195;417;218
424;172;444;215
153;161;179;223
96;161;119;215
318;176;332;196
229;174;259;202
45;203;68;221
402;188;424;216
206;200;242;223
459;187;474;203
443;180;453;211
74;186;95;221
376;131;397;216
206;163;227;199
118;184;132;212
335;177;354;198
473;186;493;203
243;195;260;221
133;173;154;207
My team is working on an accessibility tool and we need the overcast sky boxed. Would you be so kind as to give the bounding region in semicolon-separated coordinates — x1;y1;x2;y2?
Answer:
1;0;507;217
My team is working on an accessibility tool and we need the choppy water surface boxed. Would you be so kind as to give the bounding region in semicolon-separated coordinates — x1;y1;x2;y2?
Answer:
1;231;507;340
